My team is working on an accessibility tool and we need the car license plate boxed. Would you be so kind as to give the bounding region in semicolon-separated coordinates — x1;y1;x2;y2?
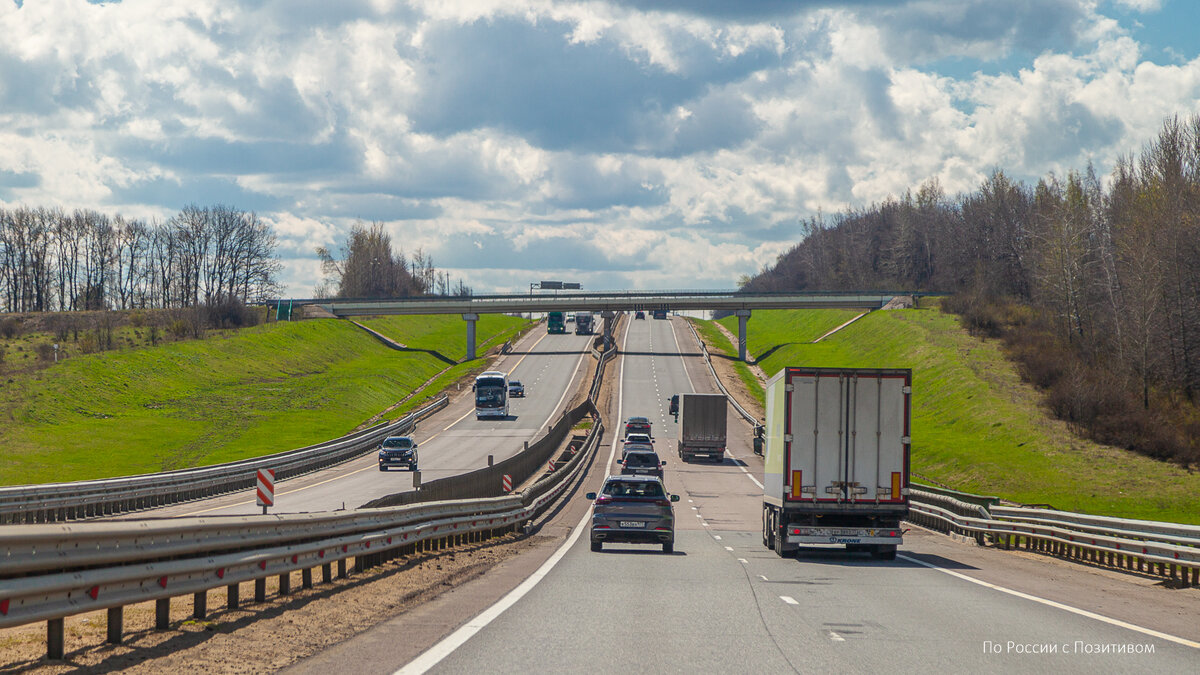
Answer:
619;521;645;528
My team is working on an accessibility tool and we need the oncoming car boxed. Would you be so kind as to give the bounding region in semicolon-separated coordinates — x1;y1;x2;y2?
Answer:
378;436;418;471
634;311;646;320
508;380;525;397
587;476;678;553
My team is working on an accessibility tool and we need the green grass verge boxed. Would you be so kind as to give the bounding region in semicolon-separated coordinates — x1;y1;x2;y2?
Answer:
0;315;527;485
703;304;1200;524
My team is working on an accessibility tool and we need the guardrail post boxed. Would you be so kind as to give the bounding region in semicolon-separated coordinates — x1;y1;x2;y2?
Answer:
255;578;267;603
279;572;291;596
106;606;123;644
155;598;170;629
47;618;64;660
227;583;240;609
302;568;313;589
193;591;207;619
322;562;332;583
338;558;347;578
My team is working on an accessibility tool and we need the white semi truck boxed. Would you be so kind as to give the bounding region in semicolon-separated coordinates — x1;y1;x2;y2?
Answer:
762;367;911;560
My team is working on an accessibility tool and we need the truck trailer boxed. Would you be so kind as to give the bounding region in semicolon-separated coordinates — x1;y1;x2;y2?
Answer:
762;367;911;560
677;393;728;462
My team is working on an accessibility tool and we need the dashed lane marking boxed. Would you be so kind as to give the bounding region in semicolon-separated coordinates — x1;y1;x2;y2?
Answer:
780;596;798;605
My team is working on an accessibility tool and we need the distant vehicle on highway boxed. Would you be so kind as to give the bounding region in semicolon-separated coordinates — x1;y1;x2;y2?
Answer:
587;475;679;553
566;313;575;323
668;394;679;420
677;393;727;463
378;436;418;472
474;371;510;419
623;432;652;446
634;311;646;319
652;310;667;320
624;415;652;438
508;380;525;397
575;311;594;335
547;311;566;334
620;449;665;479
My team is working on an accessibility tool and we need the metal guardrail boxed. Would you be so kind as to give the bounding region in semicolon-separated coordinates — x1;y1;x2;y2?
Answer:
0;408;606;657
908;489;1200;587
0;395;449;524
684;318;760;427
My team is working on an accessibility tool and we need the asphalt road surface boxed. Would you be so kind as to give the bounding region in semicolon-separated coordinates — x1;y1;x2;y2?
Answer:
387;316;1198;674
129;325;594;517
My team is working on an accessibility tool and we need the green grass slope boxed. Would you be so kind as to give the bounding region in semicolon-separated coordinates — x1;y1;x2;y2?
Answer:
0;315;527;486
703;305;1200;524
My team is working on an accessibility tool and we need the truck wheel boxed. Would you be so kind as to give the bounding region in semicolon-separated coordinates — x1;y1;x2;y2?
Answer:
762;508;773;548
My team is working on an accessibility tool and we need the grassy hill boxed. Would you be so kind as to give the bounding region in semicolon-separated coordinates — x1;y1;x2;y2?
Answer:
697;303;1200;524
0;314;528;486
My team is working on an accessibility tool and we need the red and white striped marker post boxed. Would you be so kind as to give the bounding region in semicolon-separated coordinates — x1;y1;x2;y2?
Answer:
256;469;275;514
501;474;512;493
548;460;556;473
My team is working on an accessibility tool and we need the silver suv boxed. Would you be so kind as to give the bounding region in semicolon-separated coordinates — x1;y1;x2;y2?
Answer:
586;476;678;553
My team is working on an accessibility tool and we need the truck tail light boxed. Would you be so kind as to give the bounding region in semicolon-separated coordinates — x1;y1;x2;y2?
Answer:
791;471;803;498
891;472;902;500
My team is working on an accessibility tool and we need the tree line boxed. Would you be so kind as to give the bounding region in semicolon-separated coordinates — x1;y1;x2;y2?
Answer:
315;222;471;298
0;204;281;313
739;114;1200;466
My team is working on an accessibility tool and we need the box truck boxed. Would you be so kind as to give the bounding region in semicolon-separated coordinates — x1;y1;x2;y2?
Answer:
677;393;728;462
762;367;911;560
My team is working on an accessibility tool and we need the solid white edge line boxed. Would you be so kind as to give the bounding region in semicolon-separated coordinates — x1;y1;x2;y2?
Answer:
394;504;594;675
897;554;1200;650
540;342;589;431
396;312;632;675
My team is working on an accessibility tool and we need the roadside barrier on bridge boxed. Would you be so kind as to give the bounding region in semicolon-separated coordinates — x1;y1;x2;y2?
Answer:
908;488;1200;587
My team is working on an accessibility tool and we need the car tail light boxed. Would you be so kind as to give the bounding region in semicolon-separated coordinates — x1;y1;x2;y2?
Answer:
654;527;671;531
888;531;898;537
595;495;612;504
594;525;611;529
654;499;671;507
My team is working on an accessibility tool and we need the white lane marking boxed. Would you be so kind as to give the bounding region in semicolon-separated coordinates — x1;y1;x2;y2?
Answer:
395;490;592;675
398;320;633;674
737;465;765;490
688;499;694;503
829;631;846;643
713;535;722;540
442;407;475;431
667;318;696;393
724;546;734;551
539;343;589;431
179;463;378;515
504;330;549;374
701;522;709;527
738;558;748;564
898;554;1200;650
780;596;798;605
757;574;768;581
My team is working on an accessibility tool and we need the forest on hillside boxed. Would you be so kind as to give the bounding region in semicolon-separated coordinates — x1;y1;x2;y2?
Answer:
739;114;1200;467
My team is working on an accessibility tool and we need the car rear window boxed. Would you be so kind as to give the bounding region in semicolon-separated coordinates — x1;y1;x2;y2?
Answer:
382;438;412;448
624;453;659;467
602;480;665;498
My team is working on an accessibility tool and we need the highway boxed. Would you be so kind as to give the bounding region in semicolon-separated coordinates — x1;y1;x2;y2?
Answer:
130;325;595;517
356;315;1198;674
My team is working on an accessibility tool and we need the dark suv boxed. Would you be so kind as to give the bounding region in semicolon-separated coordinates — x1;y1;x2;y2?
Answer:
624;416;652;439
620;449;665;479
587;476;678;553
378;436;418;471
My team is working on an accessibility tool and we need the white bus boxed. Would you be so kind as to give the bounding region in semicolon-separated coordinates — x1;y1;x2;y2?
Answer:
474;371;510;419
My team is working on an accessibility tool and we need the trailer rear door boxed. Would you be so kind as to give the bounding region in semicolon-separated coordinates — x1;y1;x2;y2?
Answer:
786;368;910;503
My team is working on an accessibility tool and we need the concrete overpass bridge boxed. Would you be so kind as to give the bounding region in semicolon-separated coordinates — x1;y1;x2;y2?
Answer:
269;290;932;361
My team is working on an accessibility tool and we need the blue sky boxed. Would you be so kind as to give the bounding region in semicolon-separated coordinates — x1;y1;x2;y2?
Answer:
2;0;1199;295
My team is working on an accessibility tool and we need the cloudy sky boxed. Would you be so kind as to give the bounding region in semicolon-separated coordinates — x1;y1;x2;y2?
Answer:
2;0;1198;295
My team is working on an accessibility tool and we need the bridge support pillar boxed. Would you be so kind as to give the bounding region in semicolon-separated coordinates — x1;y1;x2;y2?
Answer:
462;313;479;360
736;309;751;362
601;311;616;345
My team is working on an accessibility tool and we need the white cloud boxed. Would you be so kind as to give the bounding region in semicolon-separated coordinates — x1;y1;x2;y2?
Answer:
2;0;1200;295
